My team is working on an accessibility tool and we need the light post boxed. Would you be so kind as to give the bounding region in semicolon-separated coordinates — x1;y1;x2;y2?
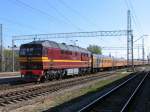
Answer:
10;40;17;72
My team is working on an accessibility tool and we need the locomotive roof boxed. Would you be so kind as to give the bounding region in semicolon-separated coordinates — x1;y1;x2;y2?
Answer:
25;40;91;54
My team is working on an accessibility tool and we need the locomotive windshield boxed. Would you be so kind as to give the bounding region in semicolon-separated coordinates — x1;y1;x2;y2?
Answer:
20;45;42;56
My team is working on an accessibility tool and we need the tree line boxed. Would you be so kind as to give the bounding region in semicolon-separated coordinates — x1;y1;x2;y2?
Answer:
0;49;19;72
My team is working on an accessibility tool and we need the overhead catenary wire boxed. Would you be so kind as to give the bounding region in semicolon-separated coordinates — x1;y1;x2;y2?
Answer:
124;0;143;35
45;0;83;31
133;35;149;43
57;0;99;28
56;0;125;46
9;0;83;31
127;0;143;33
0;16;42;48
13;30;127;40
0;16;38;31
56;0;125;45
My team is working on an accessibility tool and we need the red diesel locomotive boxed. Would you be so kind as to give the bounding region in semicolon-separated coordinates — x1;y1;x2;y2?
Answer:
19;40;92;81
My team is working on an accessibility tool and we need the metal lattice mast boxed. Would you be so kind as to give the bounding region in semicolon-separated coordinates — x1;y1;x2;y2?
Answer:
13;30;127;40
127;10;134;69
12;40;15;72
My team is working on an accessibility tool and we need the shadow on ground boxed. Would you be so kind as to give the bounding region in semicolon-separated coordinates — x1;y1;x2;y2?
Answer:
0;77;31;85
44;72;136;112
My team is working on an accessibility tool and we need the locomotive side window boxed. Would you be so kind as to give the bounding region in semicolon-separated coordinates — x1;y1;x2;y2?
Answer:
61;50;64;54
19;48;26;55
75;52;78;56
69;51;72;55
64;51;66;54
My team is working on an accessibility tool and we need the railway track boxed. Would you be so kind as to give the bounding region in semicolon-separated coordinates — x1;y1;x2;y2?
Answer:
0;70;123;109
0;69;124;92
78;71;149;112
0;81;35;91
125;71;150;112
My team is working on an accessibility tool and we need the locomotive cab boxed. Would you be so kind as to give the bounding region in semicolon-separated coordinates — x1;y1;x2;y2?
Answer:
19;43;47;81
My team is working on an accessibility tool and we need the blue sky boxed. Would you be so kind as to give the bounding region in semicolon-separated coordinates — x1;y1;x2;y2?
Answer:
0;0;150;58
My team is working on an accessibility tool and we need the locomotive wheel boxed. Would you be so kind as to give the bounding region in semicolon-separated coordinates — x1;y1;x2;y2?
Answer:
44;72;50;81
59;74;62;79
55;74;60;80
58;72;62;80
40;76;45;83
40;72;49;83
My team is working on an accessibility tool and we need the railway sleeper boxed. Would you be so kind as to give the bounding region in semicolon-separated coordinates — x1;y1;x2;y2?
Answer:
0;103;7;106
15;98;24;101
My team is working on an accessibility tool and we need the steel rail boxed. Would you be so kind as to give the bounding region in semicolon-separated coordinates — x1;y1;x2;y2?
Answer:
78;71;142;112
120;71;149;112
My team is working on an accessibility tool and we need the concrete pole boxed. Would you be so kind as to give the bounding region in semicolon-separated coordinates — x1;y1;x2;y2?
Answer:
0;24;3;72
12;39;15;72
142;38;144;64
138;45;139;59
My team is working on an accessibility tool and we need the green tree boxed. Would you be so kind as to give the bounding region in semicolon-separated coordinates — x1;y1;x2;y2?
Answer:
0;49;19;72
87;45;102;54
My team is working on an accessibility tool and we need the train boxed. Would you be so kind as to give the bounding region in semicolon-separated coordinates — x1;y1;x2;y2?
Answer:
18;40;148;82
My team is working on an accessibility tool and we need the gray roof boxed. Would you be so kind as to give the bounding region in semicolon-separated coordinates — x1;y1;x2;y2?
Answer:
24;40;91;54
